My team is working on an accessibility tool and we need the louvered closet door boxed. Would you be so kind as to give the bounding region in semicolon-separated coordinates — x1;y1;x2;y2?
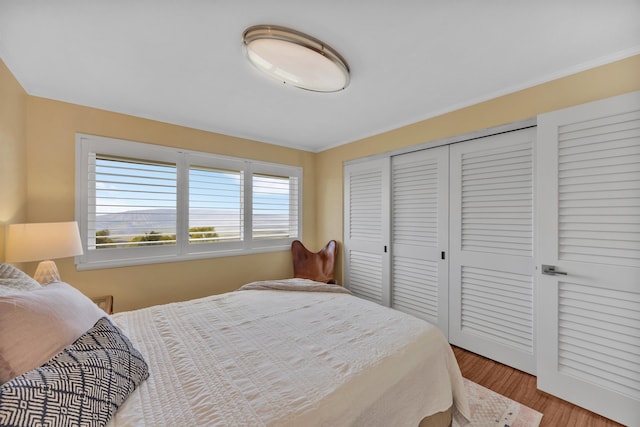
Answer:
537;91;640;426
449;127;536;374
343;158;390;305
391;147;449;332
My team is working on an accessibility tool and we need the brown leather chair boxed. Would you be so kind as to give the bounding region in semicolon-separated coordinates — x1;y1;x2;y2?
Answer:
291;240;337;284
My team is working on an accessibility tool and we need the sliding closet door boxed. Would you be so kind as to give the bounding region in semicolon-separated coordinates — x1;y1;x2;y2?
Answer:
343;158;390;305
537;91;640;426
390;147;449;332
449;127;536;374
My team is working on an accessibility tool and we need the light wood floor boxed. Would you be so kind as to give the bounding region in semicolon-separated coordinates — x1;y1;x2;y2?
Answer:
452;346;625;427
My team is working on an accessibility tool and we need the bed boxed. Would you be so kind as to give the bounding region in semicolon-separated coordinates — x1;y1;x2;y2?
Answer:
0;265;469;427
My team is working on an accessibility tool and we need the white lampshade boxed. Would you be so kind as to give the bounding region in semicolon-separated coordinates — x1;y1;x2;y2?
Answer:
6;221;84;284
7;221;83;262
243;25;349;93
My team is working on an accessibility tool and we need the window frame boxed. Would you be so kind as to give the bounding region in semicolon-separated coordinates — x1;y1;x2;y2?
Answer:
75;134;302;270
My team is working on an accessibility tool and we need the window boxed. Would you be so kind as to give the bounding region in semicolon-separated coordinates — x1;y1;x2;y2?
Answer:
189;166;243;244
76;134;302;269
252;173;299;240
92;156;178;249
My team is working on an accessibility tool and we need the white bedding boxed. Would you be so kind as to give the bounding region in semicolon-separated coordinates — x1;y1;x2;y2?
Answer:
108;279;470;426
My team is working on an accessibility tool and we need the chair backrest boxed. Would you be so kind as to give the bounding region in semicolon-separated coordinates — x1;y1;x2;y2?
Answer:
291;240;337;284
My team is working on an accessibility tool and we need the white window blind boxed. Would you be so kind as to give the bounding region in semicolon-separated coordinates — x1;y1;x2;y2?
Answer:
76;134;302;269
92;155;177;249
189;166;243;244
252;173;299;240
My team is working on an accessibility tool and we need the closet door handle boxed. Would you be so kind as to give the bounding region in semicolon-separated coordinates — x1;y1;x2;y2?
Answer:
541;264;567;276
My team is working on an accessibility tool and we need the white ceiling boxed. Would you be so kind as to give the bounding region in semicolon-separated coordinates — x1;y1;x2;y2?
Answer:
1;1;639;152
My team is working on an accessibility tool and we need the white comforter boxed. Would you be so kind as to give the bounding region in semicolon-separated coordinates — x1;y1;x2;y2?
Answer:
109;279;469;426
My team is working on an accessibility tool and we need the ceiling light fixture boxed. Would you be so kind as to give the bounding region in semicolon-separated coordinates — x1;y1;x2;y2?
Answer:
243;25;350;93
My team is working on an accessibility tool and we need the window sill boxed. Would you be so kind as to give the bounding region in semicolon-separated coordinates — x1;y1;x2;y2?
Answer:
75;244;292;271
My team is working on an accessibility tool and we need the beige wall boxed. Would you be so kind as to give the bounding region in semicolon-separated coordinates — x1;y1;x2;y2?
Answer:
0;60;28;261
4;55;640;311
315;55;640;282
23;97;317;312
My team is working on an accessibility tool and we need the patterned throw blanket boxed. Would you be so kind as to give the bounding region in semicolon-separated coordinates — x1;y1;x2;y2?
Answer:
237;278;352;294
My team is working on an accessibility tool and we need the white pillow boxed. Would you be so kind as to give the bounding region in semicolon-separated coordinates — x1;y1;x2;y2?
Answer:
0;281;106;383
0;263;41;296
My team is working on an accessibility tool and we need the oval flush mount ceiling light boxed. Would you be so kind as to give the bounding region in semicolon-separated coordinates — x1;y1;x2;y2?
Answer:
243;25;350;93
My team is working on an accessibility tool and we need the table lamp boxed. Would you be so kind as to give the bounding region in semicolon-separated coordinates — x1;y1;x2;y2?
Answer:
6;221;84;284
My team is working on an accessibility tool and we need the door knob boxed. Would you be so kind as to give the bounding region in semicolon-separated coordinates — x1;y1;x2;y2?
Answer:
541;264;567;276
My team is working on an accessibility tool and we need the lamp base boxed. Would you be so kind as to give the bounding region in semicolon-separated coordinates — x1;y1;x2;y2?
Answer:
33;260;61;285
